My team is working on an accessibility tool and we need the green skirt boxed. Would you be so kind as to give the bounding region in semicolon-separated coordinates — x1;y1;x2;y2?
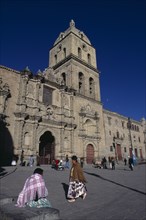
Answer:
27;198;52;208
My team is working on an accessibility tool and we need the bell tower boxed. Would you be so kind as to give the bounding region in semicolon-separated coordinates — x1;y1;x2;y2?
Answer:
49;20;101;102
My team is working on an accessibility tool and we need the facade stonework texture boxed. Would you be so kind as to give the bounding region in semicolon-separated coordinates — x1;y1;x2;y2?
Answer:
0;21;145;165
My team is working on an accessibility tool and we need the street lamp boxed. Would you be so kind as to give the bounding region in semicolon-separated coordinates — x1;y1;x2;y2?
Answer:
127;117;134;160
143;120;146;160
127;117;132;150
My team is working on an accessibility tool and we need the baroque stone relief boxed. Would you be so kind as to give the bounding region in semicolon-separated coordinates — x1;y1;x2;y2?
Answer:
43;68;56;82
40;105;58;121
63;94;69;109
0;78;10;114
80;104;95;115
26;82;35;98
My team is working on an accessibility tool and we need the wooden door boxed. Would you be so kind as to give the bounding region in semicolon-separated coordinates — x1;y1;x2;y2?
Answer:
86;144;94;164
116;144;122;161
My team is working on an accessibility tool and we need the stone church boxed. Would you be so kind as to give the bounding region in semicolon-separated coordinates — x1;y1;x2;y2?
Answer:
0;20;145;166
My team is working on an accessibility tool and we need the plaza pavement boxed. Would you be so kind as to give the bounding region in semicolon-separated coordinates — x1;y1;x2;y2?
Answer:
0;163;146;220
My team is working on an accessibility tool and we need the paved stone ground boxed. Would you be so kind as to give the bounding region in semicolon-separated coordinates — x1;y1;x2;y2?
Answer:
0;163;146;220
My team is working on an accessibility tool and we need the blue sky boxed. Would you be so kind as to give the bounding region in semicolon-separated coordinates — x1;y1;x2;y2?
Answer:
0;0;145;121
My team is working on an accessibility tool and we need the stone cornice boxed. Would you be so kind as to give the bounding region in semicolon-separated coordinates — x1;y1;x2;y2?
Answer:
78;134;99;140
76;92;102;105
79;112;99;120
103;108;141;124
14;112;29;119
0;65;20;74
52;53;99;73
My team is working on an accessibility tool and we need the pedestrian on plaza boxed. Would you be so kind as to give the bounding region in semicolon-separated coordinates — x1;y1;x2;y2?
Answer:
58;159;65;171
65;154;70;169
111;157;115;170
124;158;127;166
51;159;56;169
16;168;51;208
80;157;84;168
20;150;24;166
28;155;34;167
102;157;107;169
67;155;87;202
36;152;40;166
108;156;112;169
128;156;134;171
11;155;17;166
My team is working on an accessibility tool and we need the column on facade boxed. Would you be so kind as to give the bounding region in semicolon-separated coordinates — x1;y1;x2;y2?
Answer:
79;113;86;159
70;129;74;154
68;65;73;89
18;76;28;105
84;75;88;97
0;92;9;114
70;95;74;153
30;121;38;152
59;91;65;154
34;81;41;111
15;119;25;152
60;128;64;154
95;112;101;159
82;139;86;160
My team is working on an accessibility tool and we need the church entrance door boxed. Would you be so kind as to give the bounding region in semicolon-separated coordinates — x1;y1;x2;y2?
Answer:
39;131;55;165
86;144;94;164
116;144;122;161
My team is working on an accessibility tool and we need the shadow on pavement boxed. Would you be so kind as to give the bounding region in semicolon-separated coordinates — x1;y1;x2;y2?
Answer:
61;183;69;199
0;167;17;179
85;171;146;196
0;167;8;177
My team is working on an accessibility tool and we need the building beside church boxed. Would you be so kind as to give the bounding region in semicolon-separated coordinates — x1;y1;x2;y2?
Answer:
0;20;145;166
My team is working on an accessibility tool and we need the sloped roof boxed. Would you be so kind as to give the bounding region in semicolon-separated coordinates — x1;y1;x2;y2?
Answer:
53;20;91;46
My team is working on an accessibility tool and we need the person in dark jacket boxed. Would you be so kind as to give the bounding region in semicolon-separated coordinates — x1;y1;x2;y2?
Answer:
128;156;134;171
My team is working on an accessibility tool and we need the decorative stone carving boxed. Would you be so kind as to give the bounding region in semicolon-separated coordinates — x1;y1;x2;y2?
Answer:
56;76;64;85
43;68;56;82
70;19;75;27
0;78;10;114
40;105;58;121
80;104;94;115
26;83;34;98
63;94;69;109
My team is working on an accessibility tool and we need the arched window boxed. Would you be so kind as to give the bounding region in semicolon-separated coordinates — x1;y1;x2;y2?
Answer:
24;132;30;146
110;146;113;152
62;72;66;85
63;48;66;58
78;47;82;59
87;53;91;64
54;55;57;64
131;124;134;130
78;72;84;94
83;119;96;135
116;131;120;139
89;77;95;97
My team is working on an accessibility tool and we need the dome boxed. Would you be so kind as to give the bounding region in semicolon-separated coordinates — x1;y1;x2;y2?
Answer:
53;20;91;46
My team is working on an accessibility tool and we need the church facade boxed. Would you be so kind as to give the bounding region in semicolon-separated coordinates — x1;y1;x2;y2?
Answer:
0;20;145;165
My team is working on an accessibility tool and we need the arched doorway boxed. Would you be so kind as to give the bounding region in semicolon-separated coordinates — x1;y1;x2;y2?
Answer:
39;131;55;165
86;144;94;164
0;119;14;166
